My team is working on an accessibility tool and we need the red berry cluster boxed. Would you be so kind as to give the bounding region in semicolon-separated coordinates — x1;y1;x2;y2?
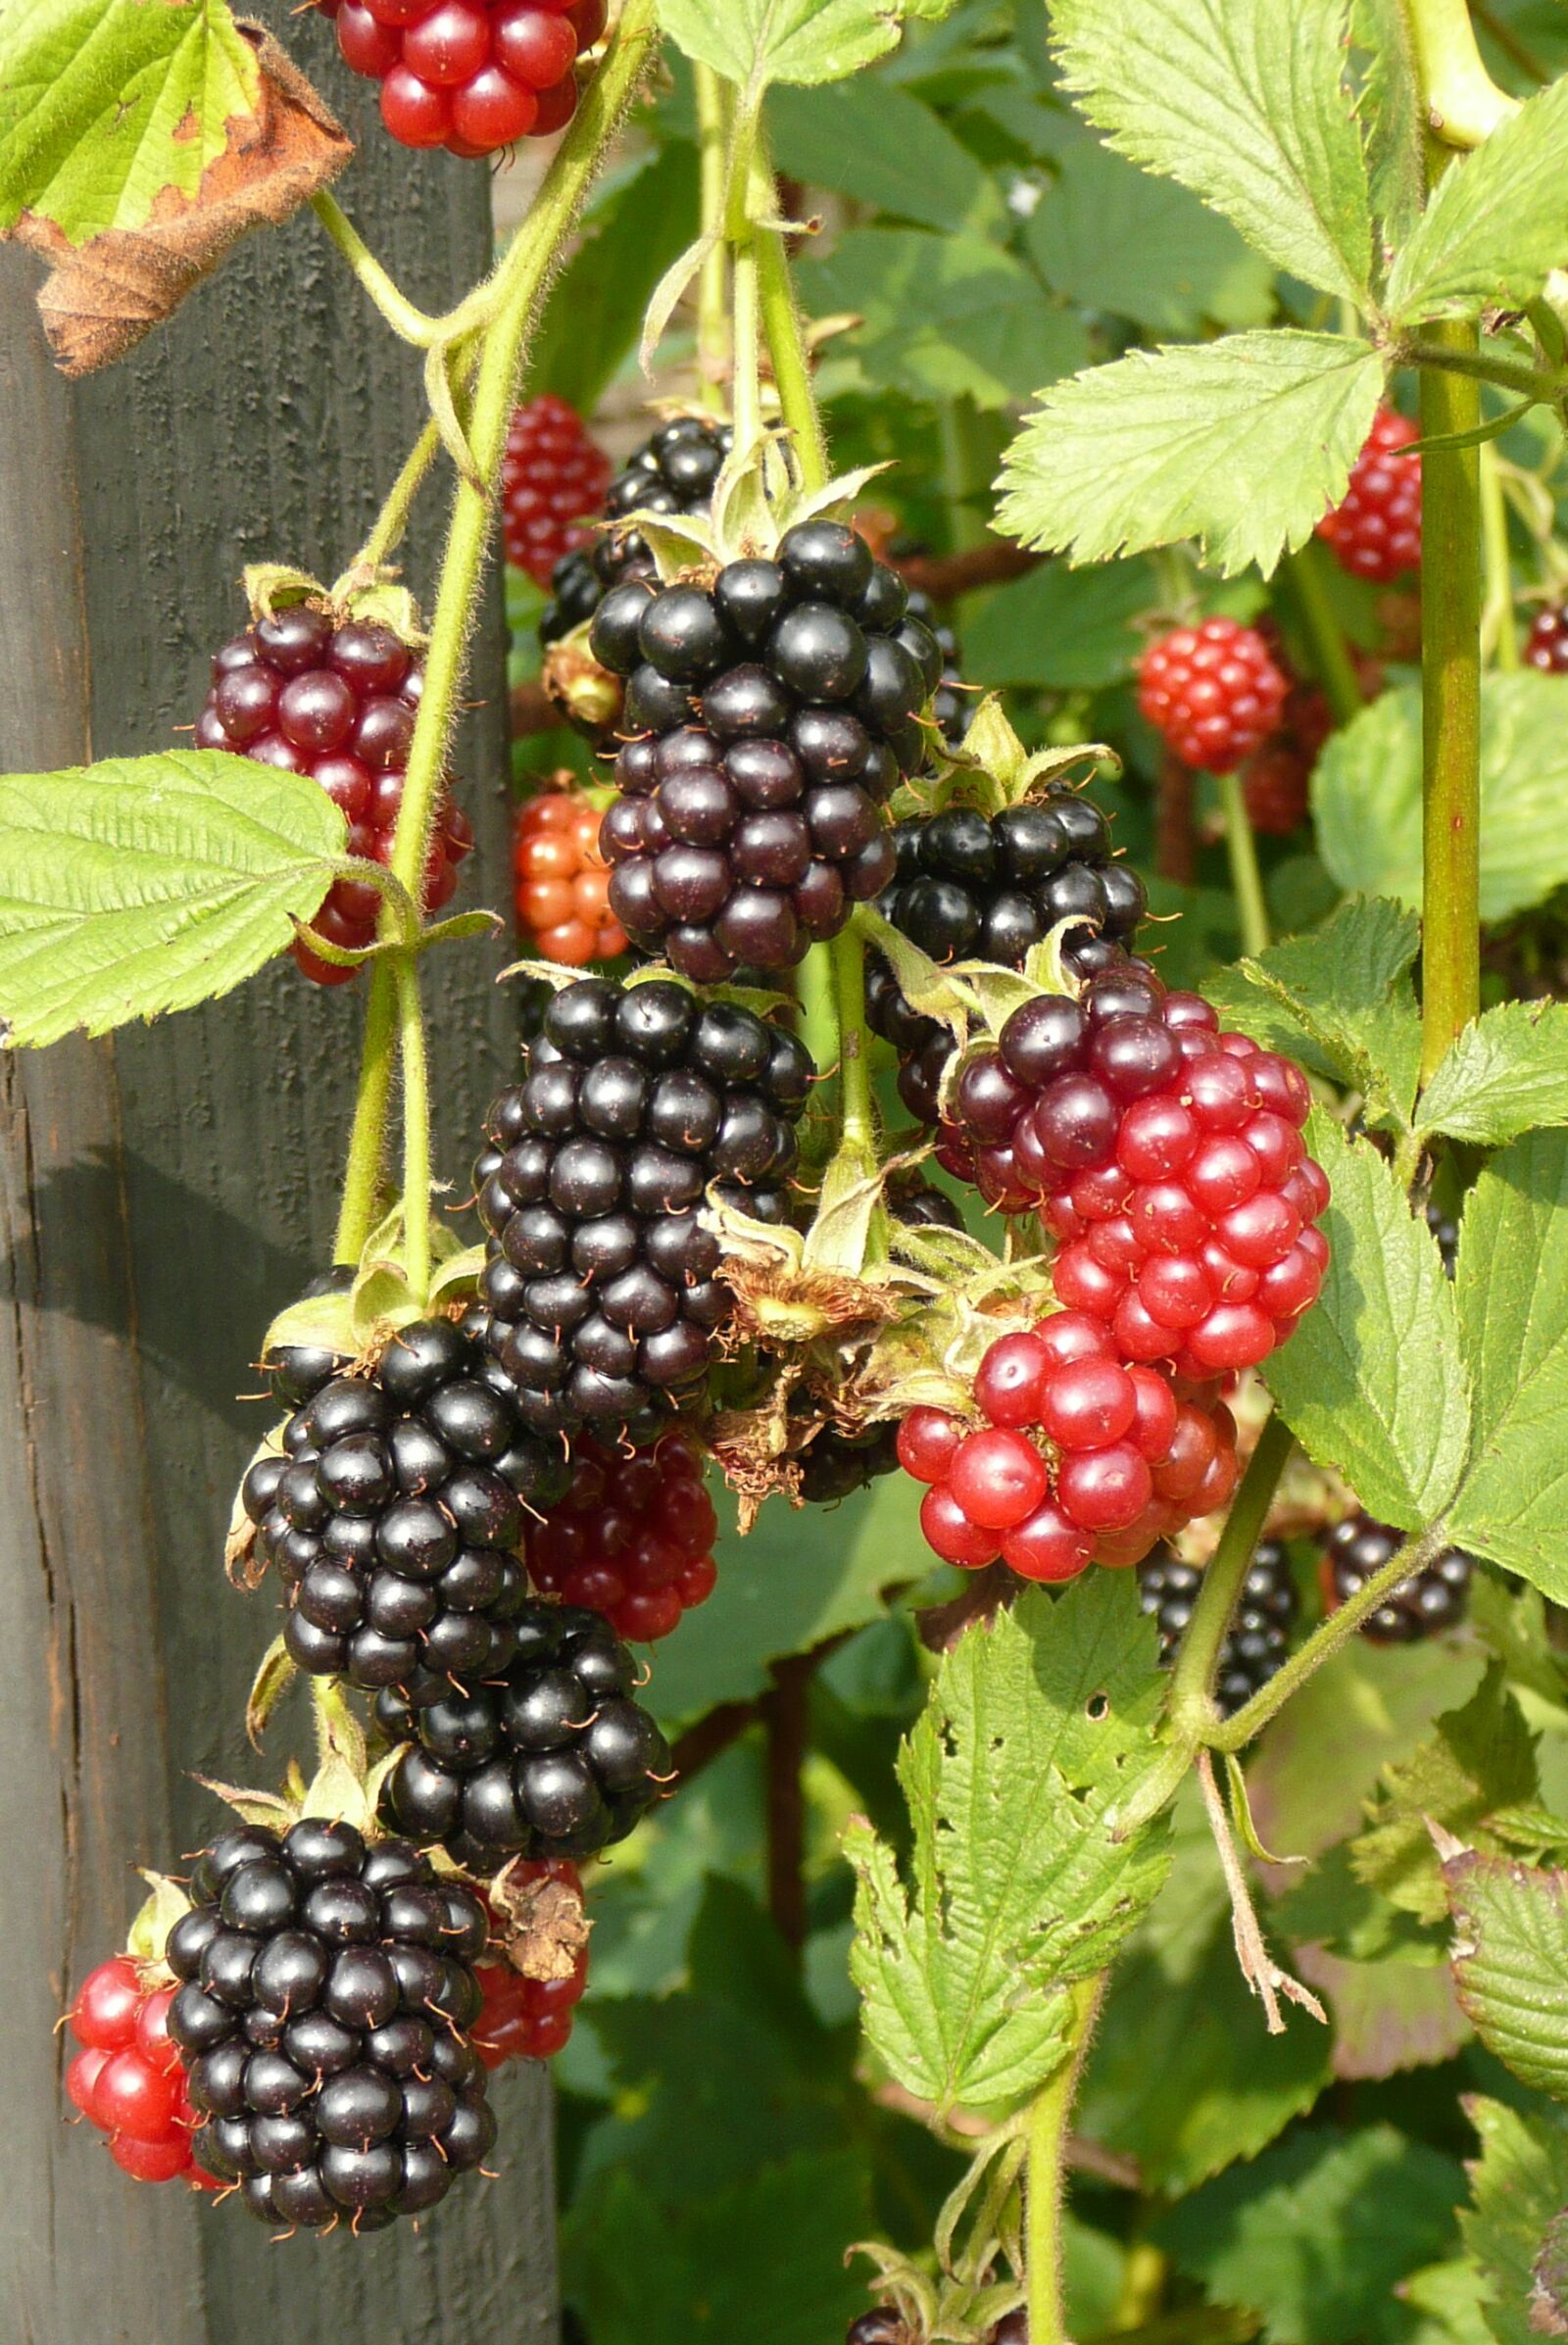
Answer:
1525;607;1568;673
503;397;612;587
1316;406;1422;582
318;0;603;159
898;1314;1239;1582
514;787;627;965
195;606;473;988
472;1865;589;2064
1137;618;1288;772
939;970;1329;1381
66;1957;219;2188
524;1431;719;1642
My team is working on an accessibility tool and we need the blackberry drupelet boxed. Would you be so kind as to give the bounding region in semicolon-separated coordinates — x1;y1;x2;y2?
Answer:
591;519;938;976
472;975;809;1440
378;1602;669;1870
540;416;734;649
318;0;598;160
798;1421;901;1505
905;584;968;745
503;397;612;588
168;1818;495;2229
1139;1539;1298;1715
1324;1514;1474;1643
866;791;1147;1123
242;1317;570;1710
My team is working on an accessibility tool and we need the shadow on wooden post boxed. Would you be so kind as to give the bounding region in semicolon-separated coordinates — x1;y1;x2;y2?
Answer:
0;11;557;2336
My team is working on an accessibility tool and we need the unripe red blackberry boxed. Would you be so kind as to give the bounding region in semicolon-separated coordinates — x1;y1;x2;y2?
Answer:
514;787;626;966
524;1430;718;1642
472;1862;588;2064
866;791;1146;1123
1322;1514;1473;1643
66;1957;220;2190
1317;406;1421;582
503;397;612;587
242;1316;570;1710
473;975;810;1440
1138;618;1288;773
1526;607;1568;673
377;1602;669;1869
167;1819;495;2228
317;0;599;160
591;520;935;976
193;605;471;987
541;415;734;650
1139;1538;1298;1715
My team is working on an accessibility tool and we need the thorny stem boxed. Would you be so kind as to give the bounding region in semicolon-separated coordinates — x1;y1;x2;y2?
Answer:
1416;319;1484;1082
694;64;733;412
1283;542;1364;725
1217;770;1270;960
332;0;660;1272
1479;440;1520;670
1167;1412;1295;1740
1026;1978;1103;2345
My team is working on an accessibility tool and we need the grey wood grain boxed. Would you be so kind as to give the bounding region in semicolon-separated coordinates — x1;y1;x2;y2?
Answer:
1;9;555;2334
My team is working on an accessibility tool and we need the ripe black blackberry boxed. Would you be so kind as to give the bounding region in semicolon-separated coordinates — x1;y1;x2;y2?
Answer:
1324;1514;1473;1643
540;416;734;649
377;1602;669;1870
167;1818;494;2229
1139;1539;1298;1717
847;2315;908;2345
242;1318;570;1710
590;519;939;977
473;975;809;1440
866;792;1147;1124
906;584;969;745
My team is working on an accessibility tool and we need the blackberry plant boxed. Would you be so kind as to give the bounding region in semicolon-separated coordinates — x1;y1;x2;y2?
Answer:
1139;1539;1298;1716
1323;1515;1474;1644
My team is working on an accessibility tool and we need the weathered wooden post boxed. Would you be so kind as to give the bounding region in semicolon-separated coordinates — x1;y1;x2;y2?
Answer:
0;11;557;2335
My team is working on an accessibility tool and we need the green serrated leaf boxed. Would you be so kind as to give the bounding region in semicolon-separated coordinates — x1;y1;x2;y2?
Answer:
1026;134;1275;336
1351;1667;1539;1924
1155;2125;1464;2345
1263;1111;1471;1530
1415;1002;1568;1148
656;0;906;97
1449;1131;1568;1597
1049;0;1375;306
1445;1848;1568;2100
1535;2211;1568;2341
0;750;344;1047
995;332;1385;580
1313;675;1568;924
1204;894;1422;1132
1460;2096;1568;2345
1350;0;1425;253
1388;78;1568;325
848;1577;1172;2119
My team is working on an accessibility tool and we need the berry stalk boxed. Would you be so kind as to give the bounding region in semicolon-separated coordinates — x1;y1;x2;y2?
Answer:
1025;1975;1103;2345
1217;770;1270;960
1479;440;1520;671
694;62;733;414
832;920;875;1155
395;953;434;1300
751;136;829;498
1416;321;1483;1082
1164;1409;1294;1738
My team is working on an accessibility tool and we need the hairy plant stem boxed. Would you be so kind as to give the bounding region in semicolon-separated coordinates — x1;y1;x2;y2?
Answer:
1399;335;1560;403
832;922;875;1153
331;0;660;1276
1217;771;1270;959
1479;440;1519;670
1167;1412;1295;1739
694;64;733;412
394;954;433;1302
1026;1978;1104;2345
751;137;830;498
353;415;445;573
1416;319;1484;1081
312;191;450;345
1403;0;1520;141
1283;541;1364;724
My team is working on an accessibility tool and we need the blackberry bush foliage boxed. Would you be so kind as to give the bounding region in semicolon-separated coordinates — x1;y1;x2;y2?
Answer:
473;975;809;1439
591;519;937;977
241;1316;568;1707
378;1602;669;1869
168;1819;496;2227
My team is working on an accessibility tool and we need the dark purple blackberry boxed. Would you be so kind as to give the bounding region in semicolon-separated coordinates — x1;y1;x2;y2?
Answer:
797;1421;901;1505
905;584;968;746
377;1602;669;1870
590;520;937;978
1139;1539;1298;1717
264;1264;357;1412
472;975;809;1440
242;1318;570;1710
168;1818;494;2230
1324;1514;1473;1643
847;2315;909;2345
540;417;734;651
866;792;1146;1123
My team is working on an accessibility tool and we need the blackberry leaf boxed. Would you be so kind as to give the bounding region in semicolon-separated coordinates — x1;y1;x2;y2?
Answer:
1444;1845;1568;2101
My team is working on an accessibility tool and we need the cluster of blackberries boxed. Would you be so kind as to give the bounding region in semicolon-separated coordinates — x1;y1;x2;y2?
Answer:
541;416;734;649
167;1819;496;2229
1322;1514;1473;1643
1137;617;1289;774
378;1602;669;1870
473;976;809;1441
866;794;1146;1123
513;786;626;967
589;520;939;977
243;1318;568;1707
1526;607;1568;673
194;606;471;987
1138;1539;1298;1716
850;2314;1025;2345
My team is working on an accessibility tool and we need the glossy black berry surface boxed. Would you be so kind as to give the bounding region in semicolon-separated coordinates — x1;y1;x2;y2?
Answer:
169;1819;494;2229
540;417;734;649
1139;1539;1299;1717
378;1603;669;1869
1324;1514;1473;1643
